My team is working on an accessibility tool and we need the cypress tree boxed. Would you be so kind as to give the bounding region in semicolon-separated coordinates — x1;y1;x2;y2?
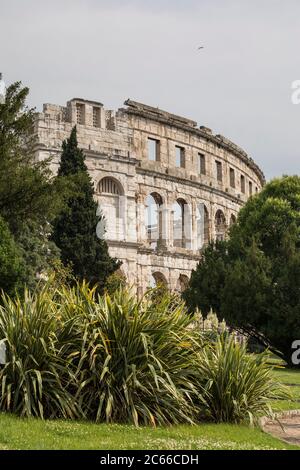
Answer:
58;126;87;176
52;126;120;290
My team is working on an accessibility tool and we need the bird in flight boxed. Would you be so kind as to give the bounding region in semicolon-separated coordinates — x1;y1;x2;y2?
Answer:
197;46;204;50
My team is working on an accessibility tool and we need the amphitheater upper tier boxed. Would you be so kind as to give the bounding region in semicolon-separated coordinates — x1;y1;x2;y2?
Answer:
34;98;265;293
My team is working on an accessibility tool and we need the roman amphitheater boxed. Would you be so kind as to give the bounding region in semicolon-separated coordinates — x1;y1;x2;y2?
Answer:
34;98;265;294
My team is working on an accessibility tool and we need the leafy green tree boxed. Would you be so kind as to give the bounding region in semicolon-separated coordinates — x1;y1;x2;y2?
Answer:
52;127;120;290
0;215;24;296
221;241;273;343
0;80;66;292
184;176;300;364
0;81;63;234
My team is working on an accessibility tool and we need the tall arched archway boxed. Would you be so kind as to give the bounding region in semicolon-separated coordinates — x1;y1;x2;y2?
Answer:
149;271;168;288
173;198;191;248
173;200;184;247
97;176;125;241
145;192;163;248
215;209;226;241
196;203;210;249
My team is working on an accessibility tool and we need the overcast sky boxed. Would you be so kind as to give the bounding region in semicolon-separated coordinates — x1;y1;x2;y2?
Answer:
1;0;300;180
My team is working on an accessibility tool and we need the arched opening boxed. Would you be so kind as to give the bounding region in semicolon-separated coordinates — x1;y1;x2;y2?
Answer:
196;203;210;249
230;214;236;226
96;177;125;241
149;271;168;289
173;198;190;248
177;274;189;293
145;192;163;249
97;177;122;196
215;209;226;241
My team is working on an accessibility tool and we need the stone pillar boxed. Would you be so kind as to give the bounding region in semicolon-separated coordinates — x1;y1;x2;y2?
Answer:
170;269;179;292
167;193;174;248
125;196;137;243
191;200;198;251
160;202;169;248
183;201;192;250
136;191;147;244
119;195;127;241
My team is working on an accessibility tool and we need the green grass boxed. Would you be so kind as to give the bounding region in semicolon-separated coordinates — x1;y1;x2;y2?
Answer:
270;368;300;412
0;367;299;450
0;412;298;450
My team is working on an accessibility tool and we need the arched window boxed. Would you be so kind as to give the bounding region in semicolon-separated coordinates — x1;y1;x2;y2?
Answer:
215;209;226;241
97;177;122;195
96;177;124;241
145;192;163;248
196;203;210;249
149;272;168;288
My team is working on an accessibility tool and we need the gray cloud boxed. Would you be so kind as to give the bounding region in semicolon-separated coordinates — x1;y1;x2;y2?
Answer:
1;0;300;179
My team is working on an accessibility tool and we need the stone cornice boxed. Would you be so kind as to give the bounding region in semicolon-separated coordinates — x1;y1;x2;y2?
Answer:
136;165;245;206
107;240;201;261
85;149;139;166
107;240;140;249
70;97;104;107
138;246;201;261
33;144;139;166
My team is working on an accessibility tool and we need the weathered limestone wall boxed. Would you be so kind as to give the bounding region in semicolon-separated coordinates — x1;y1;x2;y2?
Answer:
33;98;264;293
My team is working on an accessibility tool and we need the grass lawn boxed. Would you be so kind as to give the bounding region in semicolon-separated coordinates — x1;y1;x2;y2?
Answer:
270;367;300;412
0;412;298;450
0;367;299;450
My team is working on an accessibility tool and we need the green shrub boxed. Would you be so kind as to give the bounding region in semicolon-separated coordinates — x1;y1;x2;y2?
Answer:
0;282;288;425
104;270;127;295
0;286;80;419
59;285;202;426
196;334;288;424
